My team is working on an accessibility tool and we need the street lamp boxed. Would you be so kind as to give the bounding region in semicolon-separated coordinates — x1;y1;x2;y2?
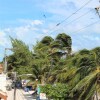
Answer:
4;48;18;74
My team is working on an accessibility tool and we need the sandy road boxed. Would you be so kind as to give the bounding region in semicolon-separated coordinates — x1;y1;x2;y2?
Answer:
7;89;36;100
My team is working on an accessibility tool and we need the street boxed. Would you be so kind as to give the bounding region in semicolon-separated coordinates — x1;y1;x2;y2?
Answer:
7;89;36;100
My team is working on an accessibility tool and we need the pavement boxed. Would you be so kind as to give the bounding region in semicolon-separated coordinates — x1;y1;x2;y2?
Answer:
5;79;36;100
7;89;36;100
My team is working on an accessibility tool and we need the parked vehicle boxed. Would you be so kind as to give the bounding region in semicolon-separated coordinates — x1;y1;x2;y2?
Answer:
16;81;22;89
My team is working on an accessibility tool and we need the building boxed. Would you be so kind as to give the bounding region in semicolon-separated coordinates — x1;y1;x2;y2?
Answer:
0;91;7;100
0;64;3;74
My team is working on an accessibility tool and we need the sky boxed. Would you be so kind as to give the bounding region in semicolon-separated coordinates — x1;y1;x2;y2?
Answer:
0;0;100;61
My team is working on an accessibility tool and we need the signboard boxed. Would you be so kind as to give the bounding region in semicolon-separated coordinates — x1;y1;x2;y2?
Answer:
40;93;46;99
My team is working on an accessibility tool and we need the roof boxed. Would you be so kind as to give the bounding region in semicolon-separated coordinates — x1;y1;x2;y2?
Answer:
0;90;7;96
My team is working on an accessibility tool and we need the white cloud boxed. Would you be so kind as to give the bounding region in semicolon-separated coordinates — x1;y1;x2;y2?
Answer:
71;33;100;52
18;19;43;26
83;35;100;42
6;19;44;44
42;29;49;34
37;0;99;16
0;19;44;48
0;31;9;47
93;23;100;33
4;28;11;33
31;20;43;25
0;1;100;54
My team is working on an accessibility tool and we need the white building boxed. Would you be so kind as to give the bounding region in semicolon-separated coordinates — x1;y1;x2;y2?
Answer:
0;74;7;92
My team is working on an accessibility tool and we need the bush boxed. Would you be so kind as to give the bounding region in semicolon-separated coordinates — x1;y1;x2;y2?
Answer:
41;83;69;100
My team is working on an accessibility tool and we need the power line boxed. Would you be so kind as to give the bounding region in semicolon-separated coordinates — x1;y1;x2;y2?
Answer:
63;9;93;26
50;9;93;34
55;0;92;26
50;19;99;35
46;0;93;34
72;20;99;33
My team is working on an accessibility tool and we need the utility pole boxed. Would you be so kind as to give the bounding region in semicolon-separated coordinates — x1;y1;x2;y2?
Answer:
13;73;32;100
4;48;17;74
4;48;13;74
95;6;100;18
13;72;17;100
3;48;17;100
4;48;7;74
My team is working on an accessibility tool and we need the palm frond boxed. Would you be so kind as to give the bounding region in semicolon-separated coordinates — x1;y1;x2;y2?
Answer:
73;71;98;91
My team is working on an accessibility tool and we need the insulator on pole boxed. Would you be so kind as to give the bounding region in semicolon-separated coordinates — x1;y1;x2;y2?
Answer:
95;6;100;18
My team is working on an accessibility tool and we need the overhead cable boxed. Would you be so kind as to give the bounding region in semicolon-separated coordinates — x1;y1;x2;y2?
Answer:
63;9;93;26
49;9;93;34
46;0;93;34
56;0;92;26
72;20;99;33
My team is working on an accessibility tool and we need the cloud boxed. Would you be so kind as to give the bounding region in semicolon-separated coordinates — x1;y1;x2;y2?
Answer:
71;33;100;51
0;19;44;48
0;31;9;47
0;1;100;52
3;19;44;45
93;23;100;33
18;19;43;26
37;0;99;16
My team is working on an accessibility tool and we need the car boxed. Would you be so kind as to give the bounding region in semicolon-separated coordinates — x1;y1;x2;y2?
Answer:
15;81;22;89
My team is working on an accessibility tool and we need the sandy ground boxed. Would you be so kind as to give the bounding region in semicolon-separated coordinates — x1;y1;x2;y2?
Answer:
7;89;36;100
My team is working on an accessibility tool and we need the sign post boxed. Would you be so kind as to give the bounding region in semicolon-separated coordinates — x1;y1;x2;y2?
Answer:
40;93;47;99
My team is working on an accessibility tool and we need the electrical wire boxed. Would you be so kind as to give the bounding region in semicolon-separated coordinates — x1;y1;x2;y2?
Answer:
55;0;92;26
72;20;99;33
50;19;99;35
63;9;93;26
50;9;93;34
46;0;93;34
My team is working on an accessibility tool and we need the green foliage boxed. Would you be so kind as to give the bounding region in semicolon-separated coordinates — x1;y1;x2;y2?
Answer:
79;49;90;55
92;47;100;65
56;33;72;54
41;36;54;45
56;33;72;48
6;35;100;100
7;38;33;75
41;83;69;99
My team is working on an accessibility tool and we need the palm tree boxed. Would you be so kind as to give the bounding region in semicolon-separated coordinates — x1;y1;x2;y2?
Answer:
56;33;72;55
71;67;100;100
31;36;53;84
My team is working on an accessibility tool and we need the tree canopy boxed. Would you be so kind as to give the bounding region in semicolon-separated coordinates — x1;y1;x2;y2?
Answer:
6;33;100;99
